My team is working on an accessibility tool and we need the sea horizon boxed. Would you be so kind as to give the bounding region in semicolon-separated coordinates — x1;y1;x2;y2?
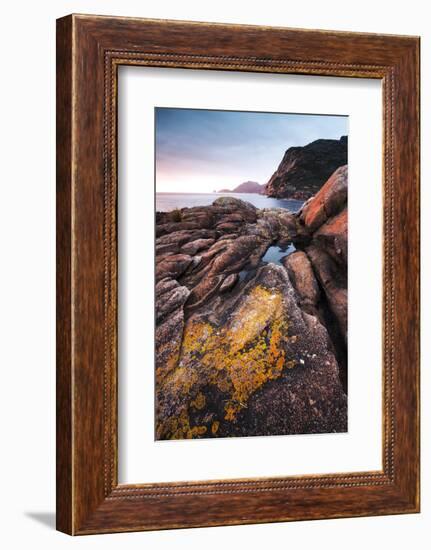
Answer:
155;191;304;213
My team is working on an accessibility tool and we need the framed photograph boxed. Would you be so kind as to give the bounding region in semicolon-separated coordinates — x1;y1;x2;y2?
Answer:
56;14;420;534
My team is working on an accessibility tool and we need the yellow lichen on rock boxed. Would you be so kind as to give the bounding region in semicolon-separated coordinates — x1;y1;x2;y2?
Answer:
190;392;206;410
228;286;282;352
211;421;220;434
181;321;214;355
221;315;289;419
159;408;208;440
157;284;297;438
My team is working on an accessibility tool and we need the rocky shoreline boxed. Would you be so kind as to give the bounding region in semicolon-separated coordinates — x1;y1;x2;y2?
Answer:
155;164;348;440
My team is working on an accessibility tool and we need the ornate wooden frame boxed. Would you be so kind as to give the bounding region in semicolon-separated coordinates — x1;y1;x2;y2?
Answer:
56;14;420;534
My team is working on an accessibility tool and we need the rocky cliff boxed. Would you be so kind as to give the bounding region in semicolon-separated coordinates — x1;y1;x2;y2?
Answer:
297;164;348;388
155;165;348;439
264;136;347;199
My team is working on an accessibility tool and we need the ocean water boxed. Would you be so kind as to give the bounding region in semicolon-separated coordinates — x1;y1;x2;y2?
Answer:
239;243;296;283
262;243;296;264
156;192;303;213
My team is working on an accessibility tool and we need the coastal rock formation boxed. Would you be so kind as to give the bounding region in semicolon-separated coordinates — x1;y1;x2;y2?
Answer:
155;188;348;439
300;165;348;233
156;263;346;439
265;136;347;200
299;165;348;344
282;251;320;318
155;279;190;374
218;180;263;194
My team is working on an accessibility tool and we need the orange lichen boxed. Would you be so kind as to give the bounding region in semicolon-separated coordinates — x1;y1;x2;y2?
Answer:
228;286;282;352
157;284;298;439
224;405;237;421
181;321;214;355
221;315;289;419
155;351;180;384
191;425;207;437
158;409;208;440
190;392;206;410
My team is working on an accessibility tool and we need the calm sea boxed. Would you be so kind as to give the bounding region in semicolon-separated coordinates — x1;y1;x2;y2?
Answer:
156;192;303;213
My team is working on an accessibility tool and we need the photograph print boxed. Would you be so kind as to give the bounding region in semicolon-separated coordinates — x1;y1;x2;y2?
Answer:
155;107;348;440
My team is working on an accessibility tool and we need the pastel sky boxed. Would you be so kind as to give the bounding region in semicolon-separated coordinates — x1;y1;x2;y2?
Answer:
155;108;348;193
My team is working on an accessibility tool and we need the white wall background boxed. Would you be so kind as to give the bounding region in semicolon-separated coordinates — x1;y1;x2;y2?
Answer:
0;0;427;548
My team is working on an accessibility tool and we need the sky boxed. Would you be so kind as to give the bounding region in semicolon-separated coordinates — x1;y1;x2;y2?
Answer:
155;108;348;193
